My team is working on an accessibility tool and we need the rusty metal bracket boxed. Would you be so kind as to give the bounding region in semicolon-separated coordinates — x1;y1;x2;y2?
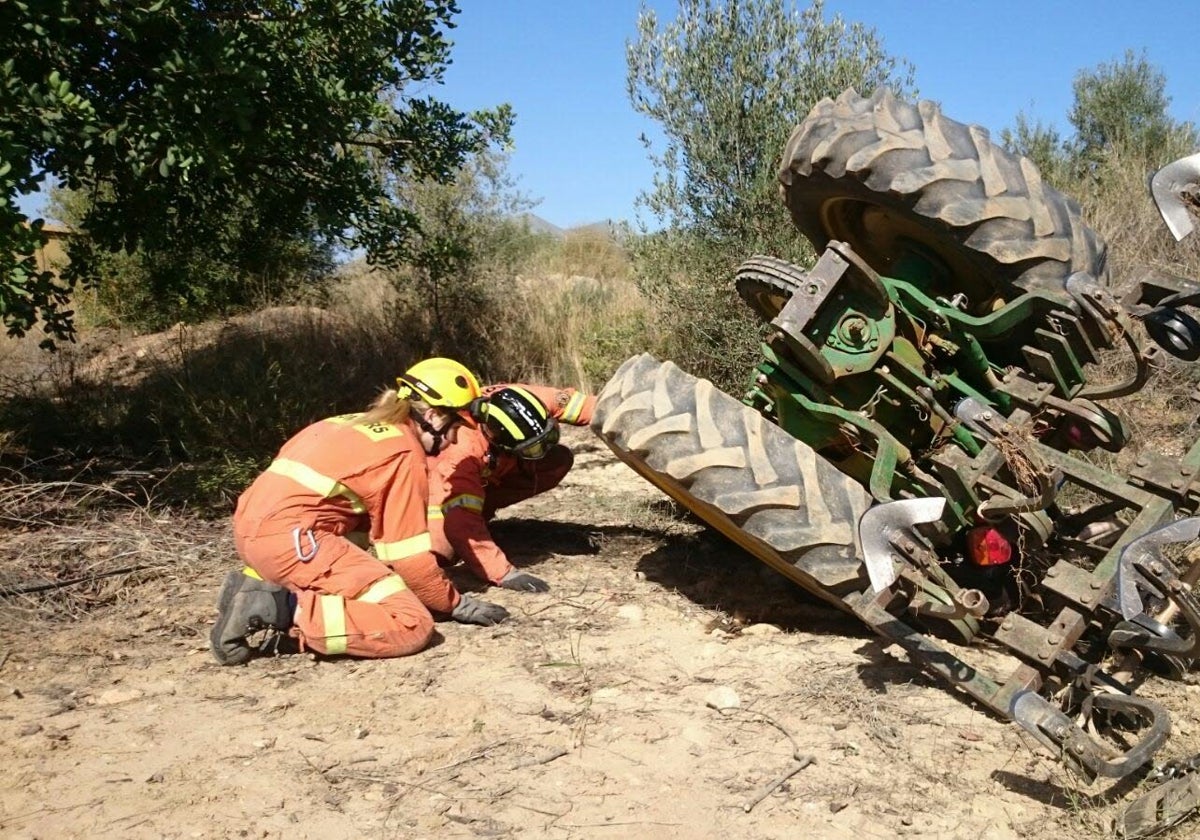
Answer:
1040;560;1114;614
1130;453;1200;502
1009;689;1170;781
994;610;1086;669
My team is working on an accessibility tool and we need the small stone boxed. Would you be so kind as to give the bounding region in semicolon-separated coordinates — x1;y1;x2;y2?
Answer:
146;772;165;783
94;687;145;706
704;686;740;711
353;726;369;740
616;605;644;623
252;738;276;750
829;800;848;813
740;623;781;636
901;815;913;826
17;723;42;737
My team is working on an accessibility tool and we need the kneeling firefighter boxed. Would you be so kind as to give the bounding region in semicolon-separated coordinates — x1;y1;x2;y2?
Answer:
210;358;510;666
428;383;596;593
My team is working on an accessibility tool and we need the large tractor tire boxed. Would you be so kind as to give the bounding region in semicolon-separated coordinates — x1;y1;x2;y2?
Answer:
779;88;1108;307
592;353;872;610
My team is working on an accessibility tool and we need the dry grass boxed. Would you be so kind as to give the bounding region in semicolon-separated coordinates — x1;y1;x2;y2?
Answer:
499;273;651;391
522;227;632;283
0;476;228;633
1076;145;1200;288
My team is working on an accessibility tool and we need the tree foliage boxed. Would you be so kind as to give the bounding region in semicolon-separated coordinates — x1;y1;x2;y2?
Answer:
625;0;915;386
48;182;335;330
388;147;542;370
1069;50;1188;165
999;114;1071;188
0;0;511;345
1003;50;1198;191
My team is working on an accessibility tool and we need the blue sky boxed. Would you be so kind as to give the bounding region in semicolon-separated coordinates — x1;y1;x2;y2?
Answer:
18;1;1199;229
432;0;1200;230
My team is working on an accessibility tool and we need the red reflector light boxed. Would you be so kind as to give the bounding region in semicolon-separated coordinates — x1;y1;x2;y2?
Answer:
967;526;1013;566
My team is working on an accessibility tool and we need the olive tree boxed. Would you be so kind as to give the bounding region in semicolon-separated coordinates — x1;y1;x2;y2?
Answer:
1;0;511;345
1004;50;1197;189
1070;49;1191;166
625;0;915;385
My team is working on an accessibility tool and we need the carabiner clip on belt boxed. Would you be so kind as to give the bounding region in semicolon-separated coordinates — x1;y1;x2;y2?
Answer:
292;527;319;563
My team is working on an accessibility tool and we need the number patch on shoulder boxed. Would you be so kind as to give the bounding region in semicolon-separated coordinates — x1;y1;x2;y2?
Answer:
354;421;404;441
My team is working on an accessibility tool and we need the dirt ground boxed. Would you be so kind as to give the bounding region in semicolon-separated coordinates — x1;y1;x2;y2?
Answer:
3;425;1200;840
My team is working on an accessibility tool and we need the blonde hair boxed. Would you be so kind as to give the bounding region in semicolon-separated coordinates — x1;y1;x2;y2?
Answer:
359;388;425;427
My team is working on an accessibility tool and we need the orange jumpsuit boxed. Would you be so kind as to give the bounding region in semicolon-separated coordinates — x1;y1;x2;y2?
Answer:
428;385;596;584
233;413;461;658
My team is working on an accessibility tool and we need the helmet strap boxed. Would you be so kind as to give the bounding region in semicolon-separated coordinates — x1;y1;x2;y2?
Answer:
413;412;447;456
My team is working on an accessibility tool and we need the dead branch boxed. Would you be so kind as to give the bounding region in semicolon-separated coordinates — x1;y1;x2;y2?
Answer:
431;738;512;773
716;706;816;813
716;707;805;760
508;747;568;770
742;755;813;813
0;564;160;596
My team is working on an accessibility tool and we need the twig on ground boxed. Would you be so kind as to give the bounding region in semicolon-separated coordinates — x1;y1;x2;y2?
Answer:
559;821;682;828
1;565;159;596
715;706;816;812
742;755;813;813
716;707;804;760
431;738;512;773
511;800;572;818
337;770;447;799
509;746;569;770
299;752;339;785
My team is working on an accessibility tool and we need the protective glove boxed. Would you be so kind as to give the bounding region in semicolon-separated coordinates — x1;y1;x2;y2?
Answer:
450;593;510;626
500;569;550;593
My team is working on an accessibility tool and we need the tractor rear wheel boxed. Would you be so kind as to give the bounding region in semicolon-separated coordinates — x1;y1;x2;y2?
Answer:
779;88;1108;309
591;353;871;607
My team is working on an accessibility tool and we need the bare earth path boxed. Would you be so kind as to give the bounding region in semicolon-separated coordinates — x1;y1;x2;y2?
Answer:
3;427;1199;839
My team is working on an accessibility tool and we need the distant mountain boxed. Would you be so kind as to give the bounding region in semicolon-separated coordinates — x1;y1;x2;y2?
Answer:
518;214;628;240
568;219;626;238
519;213;564;237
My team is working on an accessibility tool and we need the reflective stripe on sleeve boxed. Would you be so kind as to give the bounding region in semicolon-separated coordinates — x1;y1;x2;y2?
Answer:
242;566;263;580
356;574;407;603
266;458;368;514
373;532;432;561
319;594;348;655
427;504;444;521
561;391;586;424
442;493;485;514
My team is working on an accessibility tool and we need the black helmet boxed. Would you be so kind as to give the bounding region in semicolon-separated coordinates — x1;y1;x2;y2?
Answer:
471;386;560;459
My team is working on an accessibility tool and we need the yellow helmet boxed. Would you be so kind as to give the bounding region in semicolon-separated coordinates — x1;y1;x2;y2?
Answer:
396;357;482;408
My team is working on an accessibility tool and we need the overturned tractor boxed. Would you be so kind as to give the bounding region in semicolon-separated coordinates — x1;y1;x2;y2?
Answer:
593;88;1200;823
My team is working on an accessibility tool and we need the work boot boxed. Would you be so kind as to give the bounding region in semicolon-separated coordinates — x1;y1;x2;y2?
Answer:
209;570;294;666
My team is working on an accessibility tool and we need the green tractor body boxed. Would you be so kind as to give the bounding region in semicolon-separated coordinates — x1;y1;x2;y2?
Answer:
593;88;1200;795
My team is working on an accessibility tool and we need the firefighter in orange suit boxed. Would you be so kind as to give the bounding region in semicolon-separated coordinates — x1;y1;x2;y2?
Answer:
428;383;596;593
210;358;508;666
